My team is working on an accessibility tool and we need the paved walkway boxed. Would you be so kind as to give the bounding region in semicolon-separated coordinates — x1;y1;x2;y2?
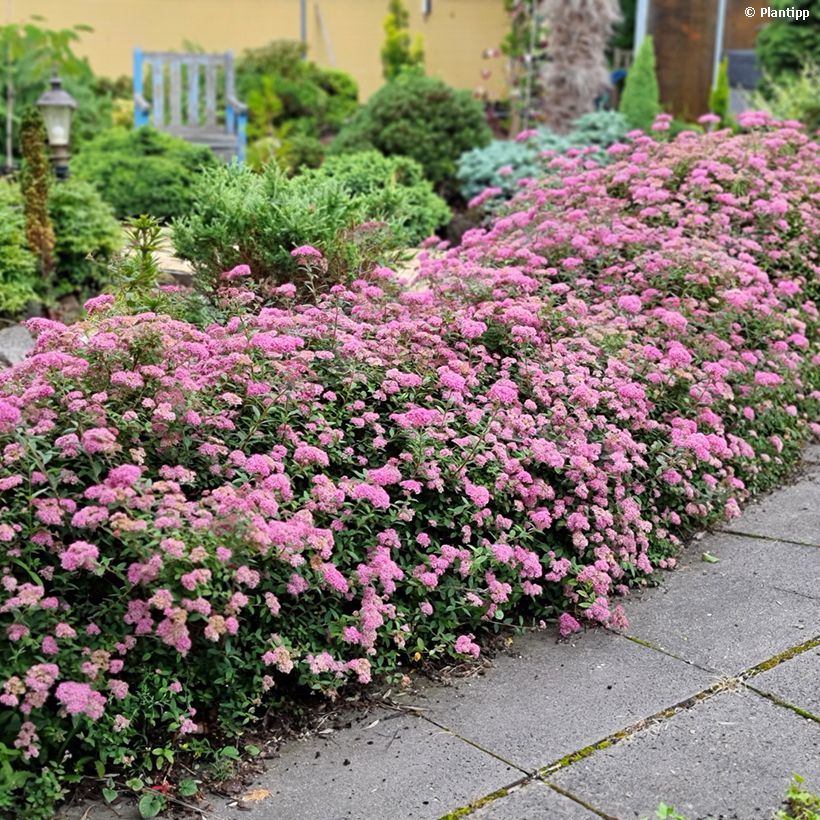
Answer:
56;450;820;820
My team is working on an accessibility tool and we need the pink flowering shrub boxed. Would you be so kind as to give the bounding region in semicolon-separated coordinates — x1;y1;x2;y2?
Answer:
0;116;818;815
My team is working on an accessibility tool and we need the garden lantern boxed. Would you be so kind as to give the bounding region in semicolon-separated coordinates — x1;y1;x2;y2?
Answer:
36;71;77;179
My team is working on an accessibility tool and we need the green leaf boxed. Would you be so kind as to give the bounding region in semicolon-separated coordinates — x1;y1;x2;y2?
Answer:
178;778;198;797
701;551;719;564
138;792;166;818
220;745;240;759
126;777;145;792
245;744;261;757
102;788;118;804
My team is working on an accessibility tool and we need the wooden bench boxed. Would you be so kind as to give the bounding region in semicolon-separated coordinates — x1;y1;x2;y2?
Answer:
133;49;247;162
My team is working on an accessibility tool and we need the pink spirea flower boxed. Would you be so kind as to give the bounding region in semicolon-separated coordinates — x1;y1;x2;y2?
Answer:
54;682;106;720
290;245;323;259
558;613;582;637
60;541;99;572
81;428;118;455
454;634;480;658
83;294;115;314
617;295;642;313
487;378;518;404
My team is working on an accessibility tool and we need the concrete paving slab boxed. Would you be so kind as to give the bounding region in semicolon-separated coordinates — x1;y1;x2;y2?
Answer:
207;708;517;820
752;646;820;718
0;324;34;367
471;781;598;819
625;533;820;673
57;799;140;819
726;469;820;546
549;689;820;820
404;629;713;772
805;445;820;464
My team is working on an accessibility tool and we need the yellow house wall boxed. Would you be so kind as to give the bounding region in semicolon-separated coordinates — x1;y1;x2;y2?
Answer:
5;0;509;100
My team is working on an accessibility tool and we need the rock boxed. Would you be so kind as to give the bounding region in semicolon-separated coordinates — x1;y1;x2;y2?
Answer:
0;325;34;368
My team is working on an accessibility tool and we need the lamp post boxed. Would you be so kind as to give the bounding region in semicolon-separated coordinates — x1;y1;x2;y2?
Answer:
36;72;77;180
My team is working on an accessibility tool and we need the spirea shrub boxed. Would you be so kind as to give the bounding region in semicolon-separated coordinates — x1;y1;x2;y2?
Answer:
0;116;818;816
457;110;629;204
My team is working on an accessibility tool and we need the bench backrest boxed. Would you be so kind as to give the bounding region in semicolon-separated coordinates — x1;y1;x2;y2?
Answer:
133;49;237;132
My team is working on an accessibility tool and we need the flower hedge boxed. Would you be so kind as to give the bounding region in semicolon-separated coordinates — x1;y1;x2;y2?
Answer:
0;116;818;815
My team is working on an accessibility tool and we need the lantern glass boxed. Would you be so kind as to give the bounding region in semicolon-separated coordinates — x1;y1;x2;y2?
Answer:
40;105;73;147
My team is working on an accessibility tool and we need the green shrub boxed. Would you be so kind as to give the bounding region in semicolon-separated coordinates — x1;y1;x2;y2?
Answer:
457;111;629;202
237;40;359;146
72;127;218;220
0;181;37;314
757;0;820;79
381;0;424;81
331;73;491;194
619;35;661;130
295;151;450;243
171;163;401;293
275;132;326;175
752;62;820;132
49;178;121;297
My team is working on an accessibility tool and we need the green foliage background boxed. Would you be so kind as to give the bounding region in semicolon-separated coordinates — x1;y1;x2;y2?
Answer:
73;127;218;220
331;72;491;195
757;0;820;78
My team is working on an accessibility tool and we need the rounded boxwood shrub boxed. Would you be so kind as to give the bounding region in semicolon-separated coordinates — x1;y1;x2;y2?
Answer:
295;151;450;243
331;72;491;194
72;127;218;220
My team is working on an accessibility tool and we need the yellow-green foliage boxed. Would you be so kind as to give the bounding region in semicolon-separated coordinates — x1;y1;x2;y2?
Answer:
381;0;424;81
709;58;731;126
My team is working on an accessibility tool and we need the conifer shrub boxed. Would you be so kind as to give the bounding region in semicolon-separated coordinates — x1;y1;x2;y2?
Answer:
296;151;450;243
619;35;661;130
709;57;731;127
171;163;401;293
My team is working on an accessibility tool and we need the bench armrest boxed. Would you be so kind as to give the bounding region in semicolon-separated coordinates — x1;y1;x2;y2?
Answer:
227;94;248;114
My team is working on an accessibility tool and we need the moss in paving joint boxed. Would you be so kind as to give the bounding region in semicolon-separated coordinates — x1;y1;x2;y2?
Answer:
720;529;820;549
438;780;524;819
745;684;820;725
539;683;725;778
742;636;820;679
544;781;620;820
